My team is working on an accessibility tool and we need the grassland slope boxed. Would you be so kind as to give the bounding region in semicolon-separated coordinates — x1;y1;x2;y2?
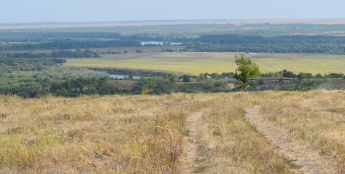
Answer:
1;90;345;173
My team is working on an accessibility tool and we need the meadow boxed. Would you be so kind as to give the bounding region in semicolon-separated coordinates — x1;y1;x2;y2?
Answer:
1;90;344;173
65;52;345;75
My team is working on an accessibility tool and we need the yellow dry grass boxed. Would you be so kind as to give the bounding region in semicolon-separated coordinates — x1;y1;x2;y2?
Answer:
0;94;206;173
258;90;345;172
1;90;345;173
65;52;345;75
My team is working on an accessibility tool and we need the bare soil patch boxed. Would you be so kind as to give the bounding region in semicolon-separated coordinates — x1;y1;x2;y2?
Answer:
180;111;212;173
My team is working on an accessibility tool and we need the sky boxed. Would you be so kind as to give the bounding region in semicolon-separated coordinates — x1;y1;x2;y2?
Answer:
1;0;345;23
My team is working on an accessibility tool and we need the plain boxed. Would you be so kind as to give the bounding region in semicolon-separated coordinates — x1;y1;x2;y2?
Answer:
65;52;345;75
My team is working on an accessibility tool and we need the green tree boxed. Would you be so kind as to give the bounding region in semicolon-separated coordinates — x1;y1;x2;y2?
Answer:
315;74;323;78
168;74;178;83
234;54;261;91
179;75;191;82
211;73;219;79
297;72;305;80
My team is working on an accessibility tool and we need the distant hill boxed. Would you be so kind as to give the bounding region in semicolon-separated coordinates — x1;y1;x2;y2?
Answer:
2;19;345;29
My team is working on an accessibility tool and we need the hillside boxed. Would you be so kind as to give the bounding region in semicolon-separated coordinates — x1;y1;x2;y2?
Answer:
1;90;344;173
314;79;345;90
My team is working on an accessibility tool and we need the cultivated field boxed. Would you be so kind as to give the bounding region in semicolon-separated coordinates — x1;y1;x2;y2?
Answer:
65;52;345;75
1;90;344;173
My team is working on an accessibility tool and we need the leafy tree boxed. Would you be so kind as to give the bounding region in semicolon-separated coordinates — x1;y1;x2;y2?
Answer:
281;69;297;78
168;74;178;83
297;72;305;80
211;73;218;79
234;54;261;91
179;75;191;82
315;74;323;78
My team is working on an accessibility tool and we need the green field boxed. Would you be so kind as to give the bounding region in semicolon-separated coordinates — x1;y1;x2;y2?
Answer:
65;52;345;75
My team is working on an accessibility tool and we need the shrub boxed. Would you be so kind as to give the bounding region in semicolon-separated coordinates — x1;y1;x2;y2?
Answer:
257;79;265;85
214;81;223;87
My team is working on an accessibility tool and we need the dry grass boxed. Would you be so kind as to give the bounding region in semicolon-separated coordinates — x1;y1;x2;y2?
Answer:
200;93;297;173
258;90;345;173
65;52;345;75
0;94;208;173
1;90;344;173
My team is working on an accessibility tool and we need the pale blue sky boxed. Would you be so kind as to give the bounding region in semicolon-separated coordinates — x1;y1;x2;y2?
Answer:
1;0;344;23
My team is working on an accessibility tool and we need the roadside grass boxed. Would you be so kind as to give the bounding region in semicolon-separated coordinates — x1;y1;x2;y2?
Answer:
258;90;345;173
64;52;345;75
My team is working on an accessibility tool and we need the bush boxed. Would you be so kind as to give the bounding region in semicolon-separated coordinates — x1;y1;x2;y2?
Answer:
214;81;223;87
180;75;191;82
257;79;265;85
9;74;17;78
315;74;322;78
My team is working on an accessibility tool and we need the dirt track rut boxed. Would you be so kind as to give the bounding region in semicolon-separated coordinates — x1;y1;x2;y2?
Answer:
246;105;338;174
180;111;211;173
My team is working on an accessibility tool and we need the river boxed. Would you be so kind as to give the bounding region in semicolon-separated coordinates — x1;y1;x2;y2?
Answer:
110;75;142;80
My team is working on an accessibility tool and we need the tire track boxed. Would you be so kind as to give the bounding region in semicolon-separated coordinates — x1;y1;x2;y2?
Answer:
246;105;338;174
180;111;210;173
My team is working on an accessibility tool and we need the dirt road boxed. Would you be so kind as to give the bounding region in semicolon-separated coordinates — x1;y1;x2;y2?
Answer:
246;106;338;174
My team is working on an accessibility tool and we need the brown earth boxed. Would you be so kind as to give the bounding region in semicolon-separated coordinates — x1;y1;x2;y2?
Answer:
180;111;205;173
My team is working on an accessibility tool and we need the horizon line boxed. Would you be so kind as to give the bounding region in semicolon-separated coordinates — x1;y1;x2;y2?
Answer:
2;18;345;25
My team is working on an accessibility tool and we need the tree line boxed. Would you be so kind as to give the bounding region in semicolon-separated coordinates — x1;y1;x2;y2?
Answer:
261;69;344;79
4;49;99;58
183;43;345;54
0;32;122;40
180;35;345;54
2;71;344;98
0;58;65;66
0;39;141;51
